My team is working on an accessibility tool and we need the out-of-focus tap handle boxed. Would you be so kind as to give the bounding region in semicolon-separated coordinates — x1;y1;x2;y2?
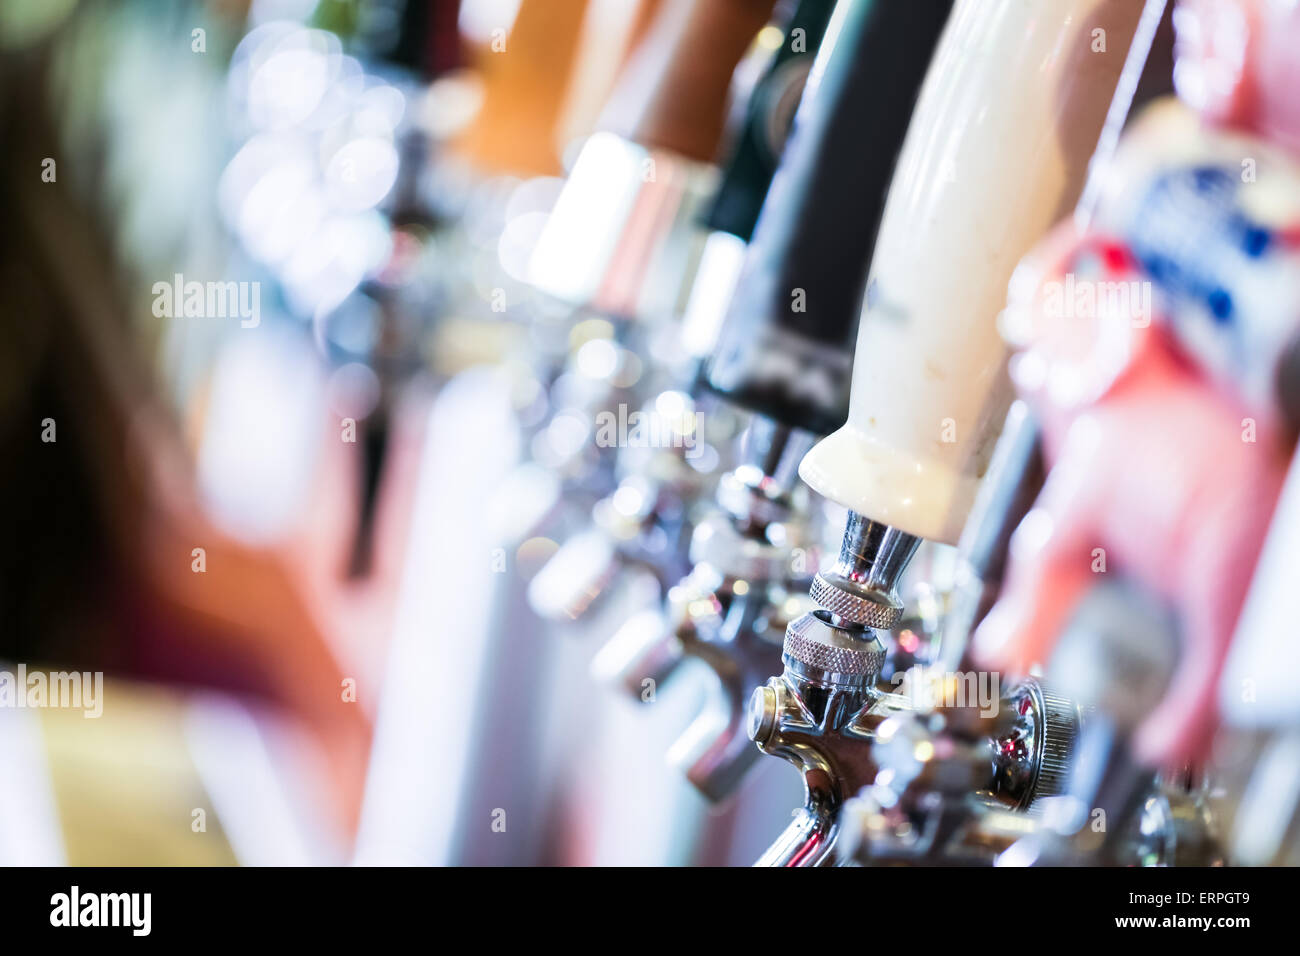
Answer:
937;399;1045;668
1277;333;1300;436
669;703;761;803
365;0;463;79
681;0;839;359
703;0;953;435
976;100;1300;767
1222;436;1300;728
591;608;688;699
451;0;592;176
705;0;838;244
957;401;1044;589
599;0;779;162
1068;100;1300;420
1048;581;1179;845
347;403;390;579
1174;0;1300;157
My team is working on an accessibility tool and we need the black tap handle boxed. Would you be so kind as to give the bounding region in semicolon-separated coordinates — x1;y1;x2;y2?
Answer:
705;0;838;243
704;0;953;435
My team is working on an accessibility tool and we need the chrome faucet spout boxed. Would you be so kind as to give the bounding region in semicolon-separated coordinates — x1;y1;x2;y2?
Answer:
755;805;839;867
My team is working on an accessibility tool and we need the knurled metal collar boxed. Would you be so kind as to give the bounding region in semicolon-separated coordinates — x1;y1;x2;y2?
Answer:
809;573;903;629
783;613;885;678
1028;680;1083;803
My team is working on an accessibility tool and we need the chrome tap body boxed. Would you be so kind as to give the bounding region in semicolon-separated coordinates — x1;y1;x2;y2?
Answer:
596;418;821;800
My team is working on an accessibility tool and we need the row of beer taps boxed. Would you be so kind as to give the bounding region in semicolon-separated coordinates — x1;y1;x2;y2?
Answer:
498;0;1300;866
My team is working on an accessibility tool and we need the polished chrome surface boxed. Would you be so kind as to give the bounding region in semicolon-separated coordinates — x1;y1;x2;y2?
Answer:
592;415;823;802
738;417;818;502
782;611;886;683
809;512;921;629
992;679;1085;810
747;611;903;865
809;573;902;629
956;401;1044;582
748;505;930;865
836;678;1089;865
667;576;812;801
834;512;922;597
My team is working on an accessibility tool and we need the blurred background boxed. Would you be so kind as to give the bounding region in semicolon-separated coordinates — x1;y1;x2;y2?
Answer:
0;0;812;866
6;0;1300;870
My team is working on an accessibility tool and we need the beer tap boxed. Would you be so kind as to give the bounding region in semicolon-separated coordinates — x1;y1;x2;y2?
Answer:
750;0;1165;865
960;0;1300;866
553;0;845;591
834;676;1084;866
526;0;835;617
970;0;1300;779
528;0;780;338
515;0;783;545
593;0;955;803
837;582;1223;867
1000;582;1222;867
592;416;821;798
